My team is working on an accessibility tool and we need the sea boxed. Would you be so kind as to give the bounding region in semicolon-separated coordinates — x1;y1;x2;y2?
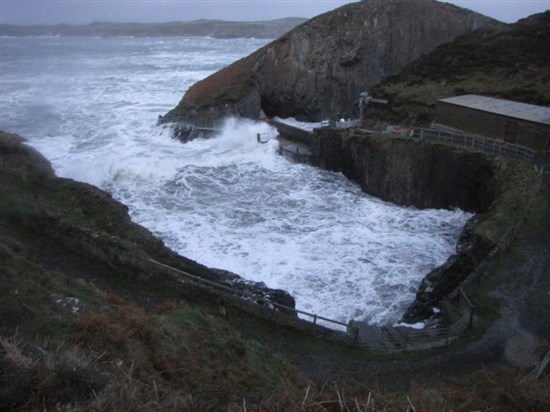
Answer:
0;36;473;327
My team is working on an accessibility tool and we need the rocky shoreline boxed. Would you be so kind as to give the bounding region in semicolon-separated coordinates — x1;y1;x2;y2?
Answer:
0;131;296;314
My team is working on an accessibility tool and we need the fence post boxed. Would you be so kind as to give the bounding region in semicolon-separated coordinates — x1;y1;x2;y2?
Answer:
352;326;359;347
313;314;317;324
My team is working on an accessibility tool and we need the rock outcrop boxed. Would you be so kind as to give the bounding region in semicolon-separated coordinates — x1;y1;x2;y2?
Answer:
161;0;504;126
312;129;497;212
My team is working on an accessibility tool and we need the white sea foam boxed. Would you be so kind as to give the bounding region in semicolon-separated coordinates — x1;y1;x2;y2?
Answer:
0;36;473;328
273;116;323;131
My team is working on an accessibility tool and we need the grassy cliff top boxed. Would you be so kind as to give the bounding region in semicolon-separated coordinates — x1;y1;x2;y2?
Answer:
371;11;550;125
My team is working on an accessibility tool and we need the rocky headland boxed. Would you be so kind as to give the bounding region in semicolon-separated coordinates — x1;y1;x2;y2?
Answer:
160;0;504;127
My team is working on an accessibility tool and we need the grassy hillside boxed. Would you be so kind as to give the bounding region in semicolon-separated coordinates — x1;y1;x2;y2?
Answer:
0;131;312;410
371;11;550;125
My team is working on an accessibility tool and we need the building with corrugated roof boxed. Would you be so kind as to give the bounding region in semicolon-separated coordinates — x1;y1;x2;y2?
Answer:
436;95;550;151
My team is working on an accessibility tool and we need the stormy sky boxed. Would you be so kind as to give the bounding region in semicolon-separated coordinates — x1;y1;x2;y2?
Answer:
1;0;549;25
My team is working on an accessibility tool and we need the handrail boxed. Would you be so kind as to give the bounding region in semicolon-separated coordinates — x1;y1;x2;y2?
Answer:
147;259;350;330
411;127;536;163
148;258;474;352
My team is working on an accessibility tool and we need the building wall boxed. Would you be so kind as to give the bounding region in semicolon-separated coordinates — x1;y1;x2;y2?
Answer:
436;102;550;151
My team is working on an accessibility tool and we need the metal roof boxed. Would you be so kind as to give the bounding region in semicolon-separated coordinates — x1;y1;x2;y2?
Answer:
438;95;550;126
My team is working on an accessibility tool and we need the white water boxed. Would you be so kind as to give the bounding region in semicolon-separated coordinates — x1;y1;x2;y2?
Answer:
0;37;472;326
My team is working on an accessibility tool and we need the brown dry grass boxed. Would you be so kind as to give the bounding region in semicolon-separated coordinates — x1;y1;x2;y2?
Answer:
2;329;549;411
185;55;257;107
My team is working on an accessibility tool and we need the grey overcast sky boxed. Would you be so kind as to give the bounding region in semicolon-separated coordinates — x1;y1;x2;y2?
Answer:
1;0;549;25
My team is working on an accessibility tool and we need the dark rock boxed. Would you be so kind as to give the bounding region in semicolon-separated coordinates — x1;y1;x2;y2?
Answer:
0;131;56;180
312;128;496;212
208;268;296;313
162;0;504;126
456;216;481;254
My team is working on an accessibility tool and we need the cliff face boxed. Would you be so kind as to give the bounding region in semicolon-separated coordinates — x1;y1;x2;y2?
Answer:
313;129;496;212
162;0;504;126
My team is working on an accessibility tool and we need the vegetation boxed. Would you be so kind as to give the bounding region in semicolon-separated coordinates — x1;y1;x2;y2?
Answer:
0;233;308;410
182;52;260;108
2;327;549;410
474;158;541;245
371;12;550;125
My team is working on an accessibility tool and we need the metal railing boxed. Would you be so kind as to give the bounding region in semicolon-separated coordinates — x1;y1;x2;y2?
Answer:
148;258;480;352
350;288;474;353
411;126;536;163
148;259;350;331
278;145;316;164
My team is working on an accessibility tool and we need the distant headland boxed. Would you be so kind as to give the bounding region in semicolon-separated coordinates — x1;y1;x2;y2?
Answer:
0;18;307;39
